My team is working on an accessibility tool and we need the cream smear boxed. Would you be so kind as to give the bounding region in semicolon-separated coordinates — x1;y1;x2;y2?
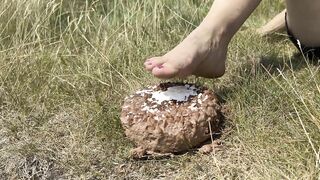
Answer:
150;85;198;104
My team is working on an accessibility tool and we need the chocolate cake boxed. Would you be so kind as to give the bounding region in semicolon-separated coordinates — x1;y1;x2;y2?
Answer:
120;82;223;158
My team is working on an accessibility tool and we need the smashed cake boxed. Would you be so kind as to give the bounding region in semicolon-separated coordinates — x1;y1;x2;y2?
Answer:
120;82;223;158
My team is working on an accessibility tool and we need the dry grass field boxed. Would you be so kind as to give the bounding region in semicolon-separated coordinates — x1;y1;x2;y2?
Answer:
0;0;319;179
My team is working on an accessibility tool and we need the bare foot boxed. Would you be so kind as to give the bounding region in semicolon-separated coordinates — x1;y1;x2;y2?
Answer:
144;27;228;79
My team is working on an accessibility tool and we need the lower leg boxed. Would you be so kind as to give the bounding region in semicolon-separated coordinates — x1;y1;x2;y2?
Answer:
286;0;320;47
145;0;261;79
257;9;286;36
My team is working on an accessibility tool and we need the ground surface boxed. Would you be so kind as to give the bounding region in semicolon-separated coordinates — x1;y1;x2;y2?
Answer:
0;0;319;179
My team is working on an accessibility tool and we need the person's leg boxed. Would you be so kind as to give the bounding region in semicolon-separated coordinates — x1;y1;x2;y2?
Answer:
257;9;286;36
286;0;320;47
144;0;261;79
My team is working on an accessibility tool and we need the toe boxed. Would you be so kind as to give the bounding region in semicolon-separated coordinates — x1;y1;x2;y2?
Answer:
151;63;179;79
144;57;166;71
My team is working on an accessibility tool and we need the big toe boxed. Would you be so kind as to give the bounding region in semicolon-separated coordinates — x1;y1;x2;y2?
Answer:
151;63;179;79
144;57;166;71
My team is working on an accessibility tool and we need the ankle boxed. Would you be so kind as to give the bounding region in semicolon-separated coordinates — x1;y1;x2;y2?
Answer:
196;22;232;46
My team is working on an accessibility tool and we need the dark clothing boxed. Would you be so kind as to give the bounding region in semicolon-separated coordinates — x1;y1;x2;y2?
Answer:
285;13;320;59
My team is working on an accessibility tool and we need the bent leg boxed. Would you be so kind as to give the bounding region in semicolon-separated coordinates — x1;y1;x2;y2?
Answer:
145;0;261;79
257;9;286;36
286;0;320;47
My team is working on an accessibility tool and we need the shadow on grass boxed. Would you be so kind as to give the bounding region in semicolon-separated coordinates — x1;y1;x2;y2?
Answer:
215;52;320;127
259;53;320;75
217;52;319;96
